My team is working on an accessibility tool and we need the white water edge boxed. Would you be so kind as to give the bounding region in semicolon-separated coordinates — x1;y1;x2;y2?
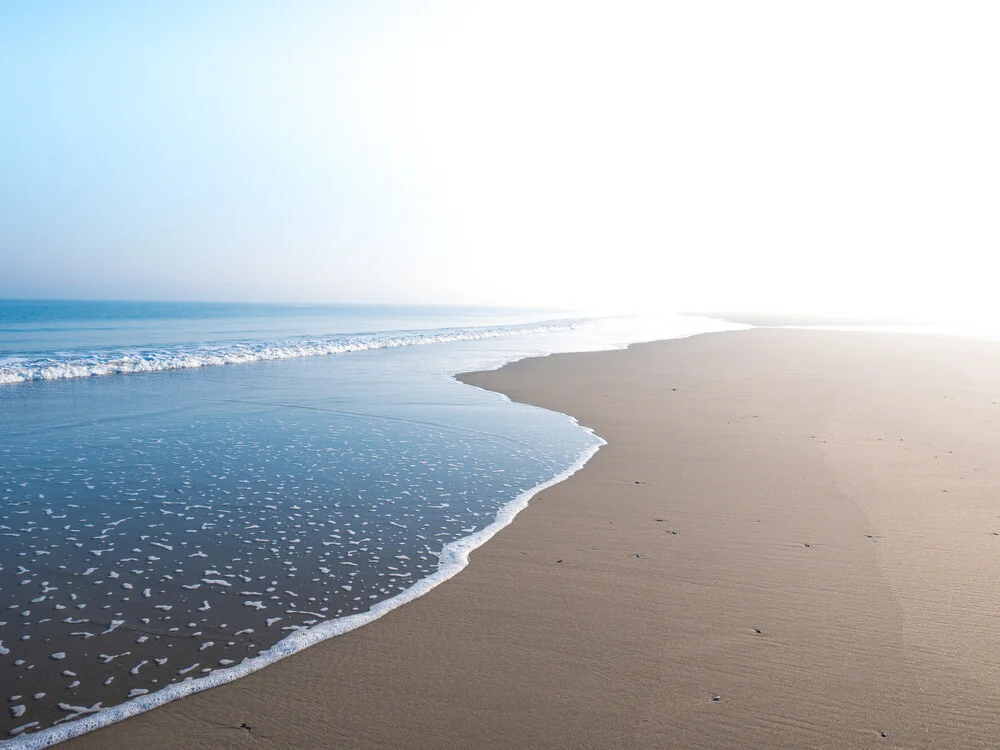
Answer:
7;425;603;748
6;317;747;746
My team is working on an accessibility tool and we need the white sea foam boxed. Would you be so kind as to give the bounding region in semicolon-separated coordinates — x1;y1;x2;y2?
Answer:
7;425;604;748
0;319;590;385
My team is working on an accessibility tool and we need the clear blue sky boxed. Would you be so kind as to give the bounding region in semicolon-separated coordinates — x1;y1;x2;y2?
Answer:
2;2;998;317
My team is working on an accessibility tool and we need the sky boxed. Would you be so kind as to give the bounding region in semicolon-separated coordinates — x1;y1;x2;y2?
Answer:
1;1;998;318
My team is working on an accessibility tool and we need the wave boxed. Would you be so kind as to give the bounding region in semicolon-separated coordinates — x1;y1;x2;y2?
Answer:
0;319;592;385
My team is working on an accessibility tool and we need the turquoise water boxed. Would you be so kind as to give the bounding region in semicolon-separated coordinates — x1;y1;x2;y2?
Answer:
0;300;740;742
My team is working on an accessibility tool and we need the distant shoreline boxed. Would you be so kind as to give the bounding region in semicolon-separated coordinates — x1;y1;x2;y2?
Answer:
690;310;1000;329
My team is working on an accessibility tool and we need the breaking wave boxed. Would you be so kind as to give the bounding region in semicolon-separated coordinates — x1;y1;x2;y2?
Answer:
0;319;591;385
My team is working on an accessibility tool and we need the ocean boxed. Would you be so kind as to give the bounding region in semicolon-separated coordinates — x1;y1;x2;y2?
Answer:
0;300;742;744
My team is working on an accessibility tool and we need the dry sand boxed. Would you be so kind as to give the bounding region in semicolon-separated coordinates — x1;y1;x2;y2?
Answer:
66;328;1000;748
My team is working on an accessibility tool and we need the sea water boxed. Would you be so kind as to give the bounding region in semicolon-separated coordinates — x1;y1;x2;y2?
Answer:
0;300;742;744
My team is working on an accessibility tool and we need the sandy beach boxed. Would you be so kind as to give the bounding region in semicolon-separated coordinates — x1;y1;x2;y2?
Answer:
63;327;1000;748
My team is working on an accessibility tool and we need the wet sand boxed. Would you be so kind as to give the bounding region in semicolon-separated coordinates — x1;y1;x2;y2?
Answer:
65;328;1000;748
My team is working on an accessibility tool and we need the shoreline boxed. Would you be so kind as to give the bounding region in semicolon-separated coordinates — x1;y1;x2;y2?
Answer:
13;436;604;749
58;327;1000;747
7;375;605;746
5;312;741;744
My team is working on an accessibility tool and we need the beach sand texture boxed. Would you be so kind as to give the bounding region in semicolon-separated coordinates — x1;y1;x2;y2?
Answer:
66;328;1000;748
